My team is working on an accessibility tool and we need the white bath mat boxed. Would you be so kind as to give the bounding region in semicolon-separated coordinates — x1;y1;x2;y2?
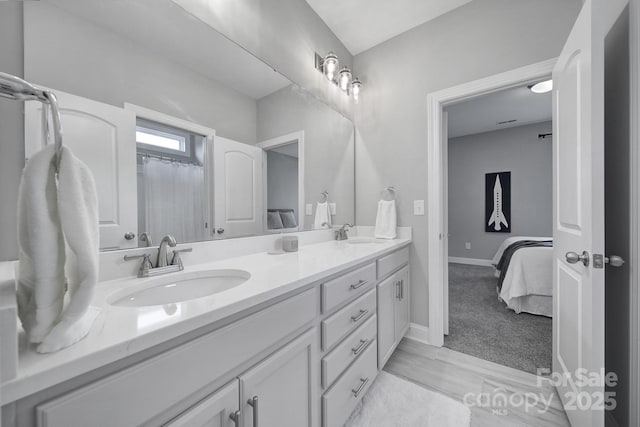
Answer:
345;371;471;427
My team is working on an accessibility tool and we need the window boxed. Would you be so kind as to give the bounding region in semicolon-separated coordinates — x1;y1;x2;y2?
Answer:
136;127;186;152
135;118;196;159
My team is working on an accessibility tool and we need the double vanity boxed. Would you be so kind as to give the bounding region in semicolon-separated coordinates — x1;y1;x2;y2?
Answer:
0;229;411;427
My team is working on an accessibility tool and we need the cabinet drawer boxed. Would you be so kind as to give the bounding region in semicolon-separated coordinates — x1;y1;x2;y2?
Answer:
377;247;409;279
322;314;376;389
322;289;376;351
322;339;377;427
321;263;376;313
36;288;317;427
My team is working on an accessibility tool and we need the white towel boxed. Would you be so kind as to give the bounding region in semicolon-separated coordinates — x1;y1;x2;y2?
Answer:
17;145;100;353
314;201;332;229
374;199;397;239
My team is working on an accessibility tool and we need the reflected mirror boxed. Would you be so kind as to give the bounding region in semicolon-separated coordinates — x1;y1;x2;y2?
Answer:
16;0;355;250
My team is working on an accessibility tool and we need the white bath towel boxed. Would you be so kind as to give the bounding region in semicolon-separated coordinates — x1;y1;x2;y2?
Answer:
17;145;100;353
374;199;397;239
314;201;332;229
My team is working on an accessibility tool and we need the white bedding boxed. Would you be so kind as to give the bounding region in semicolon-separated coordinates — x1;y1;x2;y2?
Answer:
493;236;553;317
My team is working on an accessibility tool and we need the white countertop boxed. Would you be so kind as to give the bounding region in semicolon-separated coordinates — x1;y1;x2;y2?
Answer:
0;235;411;405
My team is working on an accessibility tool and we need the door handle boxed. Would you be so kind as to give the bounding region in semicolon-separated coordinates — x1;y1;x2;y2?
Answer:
605;255;625;267
124;232;136;240
565;251;590;267
247;396;259;427
229;410;241;426
216;227;225;235
396;281;401;300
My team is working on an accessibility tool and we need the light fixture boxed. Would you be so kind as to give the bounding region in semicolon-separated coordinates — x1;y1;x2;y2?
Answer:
323;52;338;81
352;77;361;103
315;51;363;102
529;79;553;94
338;67;352;92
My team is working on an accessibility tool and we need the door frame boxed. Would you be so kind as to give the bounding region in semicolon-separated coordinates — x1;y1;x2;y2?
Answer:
257;131;305;233
425;58;556;346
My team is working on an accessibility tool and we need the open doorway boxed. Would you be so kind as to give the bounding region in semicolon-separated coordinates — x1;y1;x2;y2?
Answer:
443;82;553;374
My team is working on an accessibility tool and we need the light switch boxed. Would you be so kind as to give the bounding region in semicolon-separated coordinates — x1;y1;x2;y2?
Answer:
465;242;471;250
305;203;313;215
329;203;337;215
413;200;425;215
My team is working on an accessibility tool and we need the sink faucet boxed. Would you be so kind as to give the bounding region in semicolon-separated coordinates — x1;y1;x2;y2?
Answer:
157;235;177;267
335;223;353;241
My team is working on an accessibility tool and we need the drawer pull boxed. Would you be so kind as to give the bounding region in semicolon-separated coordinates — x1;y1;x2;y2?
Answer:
351;309;368;323
352;377;370;398
351;339;369;355
350;279;369;290
400;279;404;300
396;281;401;300
248;396;259;427
229;410;241;426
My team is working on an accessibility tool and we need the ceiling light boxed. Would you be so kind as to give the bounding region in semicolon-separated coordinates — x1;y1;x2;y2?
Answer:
323;52;338;81
338;67;352;92
529;79;553;94
352;77;362;103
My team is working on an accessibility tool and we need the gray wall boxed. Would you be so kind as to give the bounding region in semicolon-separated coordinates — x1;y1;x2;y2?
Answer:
0;3;24;262
604;7;630;426
257;85;355;229
448;122;553;260
353;0;581;326
267;150;299;221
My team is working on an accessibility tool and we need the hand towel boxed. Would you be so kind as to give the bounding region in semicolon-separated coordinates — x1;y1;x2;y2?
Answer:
17;145;100;353
314;201;332;229
374;200;397;239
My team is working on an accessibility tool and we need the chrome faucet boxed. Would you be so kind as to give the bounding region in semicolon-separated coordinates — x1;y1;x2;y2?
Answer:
335;223;353;241
157;235;177;267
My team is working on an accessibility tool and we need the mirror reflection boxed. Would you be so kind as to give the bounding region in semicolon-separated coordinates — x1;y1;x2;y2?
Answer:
20;0;355;250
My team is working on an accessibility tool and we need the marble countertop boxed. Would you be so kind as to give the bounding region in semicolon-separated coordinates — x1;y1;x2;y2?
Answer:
0;235;411;405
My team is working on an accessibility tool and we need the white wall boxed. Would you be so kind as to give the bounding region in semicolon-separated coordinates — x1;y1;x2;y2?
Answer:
448;121;553;260
353;0;581;327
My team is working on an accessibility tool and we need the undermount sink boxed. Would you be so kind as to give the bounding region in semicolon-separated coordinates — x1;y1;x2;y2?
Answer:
346;237;388;244
108;269;251;307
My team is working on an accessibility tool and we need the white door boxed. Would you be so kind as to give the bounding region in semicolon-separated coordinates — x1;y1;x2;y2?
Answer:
552;1;626;426
213;136;263;239
394;267;410;340
377;275;396;368
166;380;240;427
25;89;137;250
239;329;316;427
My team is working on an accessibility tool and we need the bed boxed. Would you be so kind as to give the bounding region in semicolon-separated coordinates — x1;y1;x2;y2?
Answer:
492;236;553;317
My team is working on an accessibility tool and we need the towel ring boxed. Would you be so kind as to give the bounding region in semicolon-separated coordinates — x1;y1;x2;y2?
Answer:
320;191;329;202
381;186;396;201
0;72;63;172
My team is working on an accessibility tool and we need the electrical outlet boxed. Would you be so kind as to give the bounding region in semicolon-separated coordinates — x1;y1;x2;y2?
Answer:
413;200;425;215
465;242;471;250
305;203;313;215
329;203;337;215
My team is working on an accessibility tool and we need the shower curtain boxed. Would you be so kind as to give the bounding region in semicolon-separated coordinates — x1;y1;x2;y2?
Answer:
142;157;207;244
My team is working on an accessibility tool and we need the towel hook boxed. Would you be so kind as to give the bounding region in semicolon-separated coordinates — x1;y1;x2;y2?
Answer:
380;186;396;200
321;191;329;202
0;72;63;172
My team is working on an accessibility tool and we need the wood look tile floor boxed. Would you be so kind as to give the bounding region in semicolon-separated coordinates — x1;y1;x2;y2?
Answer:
383;339;571;427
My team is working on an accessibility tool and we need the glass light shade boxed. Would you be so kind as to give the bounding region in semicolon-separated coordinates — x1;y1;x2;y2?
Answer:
323;52;338;81
351;78;362;102
530;79;553;94
338;67;352;91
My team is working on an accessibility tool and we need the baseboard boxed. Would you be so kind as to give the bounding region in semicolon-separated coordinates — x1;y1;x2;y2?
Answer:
448;257;493;267
405;323;431;345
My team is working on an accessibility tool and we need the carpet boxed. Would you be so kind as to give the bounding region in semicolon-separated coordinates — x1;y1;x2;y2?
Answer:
345;371;471;427
445;263;552;374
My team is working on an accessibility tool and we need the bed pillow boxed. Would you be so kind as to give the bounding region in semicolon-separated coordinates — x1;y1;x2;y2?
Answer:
280;210;297;228
267;211;284;229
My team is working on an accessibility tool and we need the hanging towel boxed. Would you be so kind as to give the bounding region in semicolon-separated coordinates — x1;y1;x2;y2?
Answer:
374;199;397;239
17;145;100;353
314;201;332;229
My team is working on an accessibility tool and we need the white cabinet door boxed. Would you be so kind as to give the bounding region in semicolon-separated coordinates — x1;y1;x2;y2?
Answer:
377;274;396;368
394;267;410;341
213;136;263;239
239;329;317;427
25;88;137;250
165;380;240;427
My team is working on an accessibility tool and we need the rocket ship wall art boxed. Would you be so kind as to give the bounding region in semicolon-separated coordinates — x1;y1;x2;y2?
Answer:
485;172;511;233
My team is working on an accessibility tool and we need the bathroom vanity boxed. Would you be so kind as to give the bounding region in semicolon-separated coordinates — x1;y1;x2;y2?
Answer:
0;231;411;427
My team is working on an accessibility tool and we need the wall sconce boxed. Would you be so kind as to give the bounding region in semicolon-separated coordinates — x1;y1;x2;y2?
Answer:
315;51;363;102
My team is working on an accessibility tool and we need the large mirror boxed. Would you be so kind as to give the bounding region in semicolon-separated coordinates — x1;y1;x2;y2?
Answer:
18;0;355;250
